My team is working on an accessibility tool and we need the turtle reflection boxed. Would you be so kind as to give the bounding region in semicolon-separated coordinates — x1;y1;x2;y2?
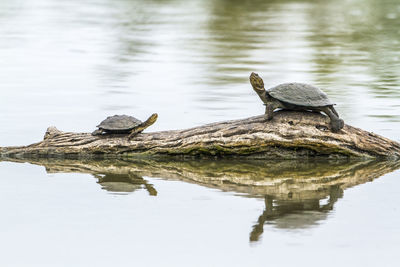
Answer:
250;185;343;242
95;173;157;196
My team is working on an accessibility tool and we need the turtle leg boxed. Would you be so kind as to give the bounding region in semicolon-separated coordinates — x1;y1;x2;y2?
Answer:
128;127;143;140
328;106;344;130
265;104;274;120
92;129;104;136
264;99;284;120
330;105;339;117
320;106;344;132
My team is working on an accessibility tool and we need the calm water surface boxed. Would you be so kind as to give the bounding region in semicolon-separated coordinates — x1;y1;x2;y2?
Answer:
1;0;400;266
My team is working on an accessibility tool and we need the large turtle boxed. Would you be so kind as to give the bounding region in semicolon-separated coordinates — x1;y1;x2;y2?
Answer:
92;113;158;139
249;72;344;132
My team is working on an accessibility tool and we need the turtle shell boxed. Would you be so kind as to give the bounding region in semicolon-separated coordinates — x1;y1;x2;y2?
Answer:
97;115;142;131
267;82;334;107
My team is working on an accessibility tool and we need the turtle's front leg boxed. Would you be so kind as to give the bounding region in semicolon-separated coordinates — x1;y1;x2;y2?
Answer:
264;99;284;121
265;104;274;120
128;127;144;140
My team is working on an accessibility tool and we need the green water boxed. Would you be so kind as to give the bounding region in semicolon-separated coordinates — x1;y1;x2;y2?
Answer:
0;0;400;266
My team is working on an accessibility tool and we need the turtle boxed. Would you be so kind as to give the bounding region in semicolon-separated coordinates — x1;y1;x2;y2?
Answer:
92;113;158;139
249;72;344;132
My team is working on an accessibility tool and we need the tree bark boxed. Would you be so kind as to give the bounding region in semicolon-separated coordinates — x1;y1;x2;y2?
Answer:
1;111;399;159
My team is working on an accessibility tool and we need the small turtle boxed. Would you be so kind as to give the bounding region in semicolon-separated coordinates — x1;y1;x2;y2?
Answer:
92;113;158;139
250;72;344;132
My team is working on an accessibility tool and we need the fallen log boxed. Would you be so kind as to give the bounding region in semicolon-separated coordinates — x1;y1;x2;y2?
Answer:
1;111;400;159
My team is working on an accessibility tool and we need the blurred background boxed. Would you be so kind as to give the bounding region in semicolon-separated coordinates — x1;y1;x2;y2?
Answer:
1;0;399;146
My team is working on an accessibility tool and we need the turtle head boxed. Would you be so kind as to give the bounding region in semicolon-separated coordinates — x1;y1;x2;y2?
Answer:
145;113;158;127
128;113;158;140
249;72;265;93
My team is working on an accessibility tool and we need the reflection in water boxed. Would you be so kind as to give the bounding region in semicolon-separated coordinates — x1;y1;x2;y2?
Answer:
3;157;399;242
250;185;343;242
95;173;157;196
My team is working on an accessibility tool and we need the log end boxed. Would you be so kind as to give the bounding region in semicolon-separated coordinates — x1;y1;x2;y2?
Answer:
44;126;62;140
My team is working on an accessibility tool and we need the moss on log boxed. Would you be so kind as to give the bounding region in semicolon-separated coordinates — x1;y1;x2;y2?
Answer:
1;111;400;159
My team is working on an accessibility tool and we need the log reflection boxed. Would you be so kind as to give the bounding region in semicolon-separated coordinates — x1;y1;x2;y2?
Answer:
2;158;399;242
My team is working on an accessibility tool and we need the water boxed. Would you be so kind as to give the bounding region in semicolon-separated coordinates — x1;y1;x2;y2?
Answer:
1;0;400;266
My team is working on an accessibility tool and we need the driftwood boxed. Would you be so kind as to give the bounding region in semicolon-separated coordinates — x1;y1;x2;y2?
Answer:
3;157;399;240
1;111;400;159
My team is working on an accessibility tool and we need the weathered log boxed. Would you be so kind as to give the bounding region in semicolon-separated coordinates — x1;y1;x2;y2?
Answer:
1;111;400;159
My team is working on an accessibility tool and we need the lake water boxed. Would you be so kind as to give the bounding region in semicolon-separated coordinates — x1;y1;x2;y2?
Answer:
1;0;400;266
